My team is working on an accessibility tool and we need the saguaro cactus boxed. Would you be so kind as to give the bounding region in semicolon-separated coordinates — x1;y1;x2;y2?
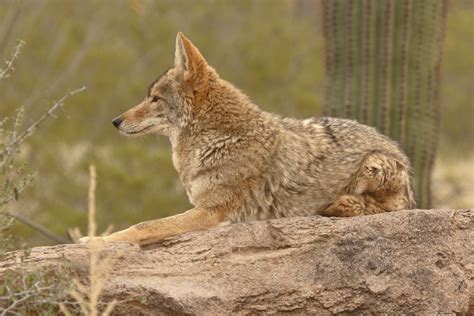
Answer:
322;0;448;208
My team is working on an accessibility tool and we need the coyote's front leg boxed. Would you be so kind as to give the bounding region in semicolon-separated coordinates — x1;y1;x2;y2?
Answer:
79;207;227;246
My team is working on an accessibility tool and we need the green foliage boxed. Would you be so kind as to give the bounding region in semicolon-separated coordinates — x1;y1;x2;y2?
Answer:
0;109;32;255
0;46;73;315
0;40;35;254
322;0;449;208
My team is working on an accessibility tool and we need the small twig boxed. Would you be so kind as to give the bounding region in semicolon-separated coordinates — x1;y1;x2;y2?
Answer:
0;40;25;80
59;304;74;316
2;86;87;157
62;165;119;316
9;211;69;244
0;216;14;231
102;300;118;316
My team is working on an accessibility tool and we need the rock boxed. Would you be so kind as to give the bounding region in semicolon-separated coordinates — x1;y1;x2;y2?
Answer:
1;209;473;315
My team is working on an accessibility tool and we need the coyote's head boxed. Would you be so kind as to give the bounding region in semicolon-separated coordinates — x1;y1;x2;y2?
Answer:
112;32;216;137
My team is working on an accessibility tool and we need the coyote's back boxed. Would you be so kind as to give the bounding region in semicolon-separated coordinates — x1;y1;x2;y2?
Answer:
229;114;416;222
88;33;416;246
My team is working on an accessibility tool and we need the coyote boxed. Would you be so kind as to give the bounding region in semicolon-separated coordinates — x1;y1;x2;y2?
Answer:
81;33;415;246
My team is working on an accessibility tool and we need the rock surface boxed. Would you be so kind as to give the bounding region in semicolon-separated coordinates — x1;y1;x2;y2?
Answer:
1;209;473;315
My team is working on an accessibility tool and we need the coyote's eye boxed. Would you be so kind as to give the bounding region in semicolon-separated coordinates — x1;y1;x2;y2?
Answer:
151;96;161;103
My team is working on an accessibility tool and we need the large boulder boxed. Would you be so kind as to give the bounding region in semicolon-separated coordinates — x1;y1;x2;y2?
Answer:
1;209;473;315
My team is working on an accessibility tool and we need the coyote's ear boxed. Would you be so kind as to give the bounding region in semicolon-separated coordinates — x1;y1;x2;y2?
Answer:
174;32;209;98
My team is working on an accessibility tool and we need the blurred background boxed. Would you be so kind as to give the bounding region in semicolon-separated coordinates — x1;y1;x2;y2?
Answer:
0;0;472;247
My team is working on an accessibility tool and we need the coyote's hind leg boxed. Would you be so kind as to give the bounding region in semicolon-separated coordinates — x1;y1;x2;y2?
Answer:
321;151;415;217
320;194;366;217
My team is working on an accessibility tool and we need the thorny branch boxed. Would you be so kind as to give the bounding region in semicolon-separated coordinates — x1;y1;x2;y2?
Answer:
1;86;87;159
0;40;24;80
0;268;79;315
0;281;53;316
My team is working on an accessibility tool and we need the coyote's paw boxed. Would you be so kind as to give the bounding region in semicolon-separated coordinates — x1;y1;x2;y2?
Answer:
78;236;138;247
78;236;106;245
321;195;366;217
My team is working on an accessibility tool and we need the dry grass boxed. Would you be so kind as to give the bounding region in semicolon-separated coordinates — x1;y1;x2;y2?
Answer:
60;165;119;316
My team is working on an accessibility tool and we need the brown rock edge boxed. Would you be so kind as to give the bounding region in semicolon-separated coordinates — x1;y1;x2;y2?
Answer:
1;209;473;315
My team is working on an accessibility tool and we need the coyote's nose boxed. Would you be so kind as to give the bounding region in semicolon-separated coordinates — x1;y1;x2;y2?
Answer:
112;117;123;128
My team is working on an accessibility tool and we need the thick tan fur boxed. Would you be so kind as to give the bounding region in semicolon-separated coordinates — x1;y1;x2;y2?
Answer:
80;33;415;246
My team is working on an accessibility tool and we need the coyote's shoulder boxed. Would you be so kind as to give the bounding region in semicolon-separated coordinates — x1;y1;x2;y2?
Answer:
84;33;415;246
